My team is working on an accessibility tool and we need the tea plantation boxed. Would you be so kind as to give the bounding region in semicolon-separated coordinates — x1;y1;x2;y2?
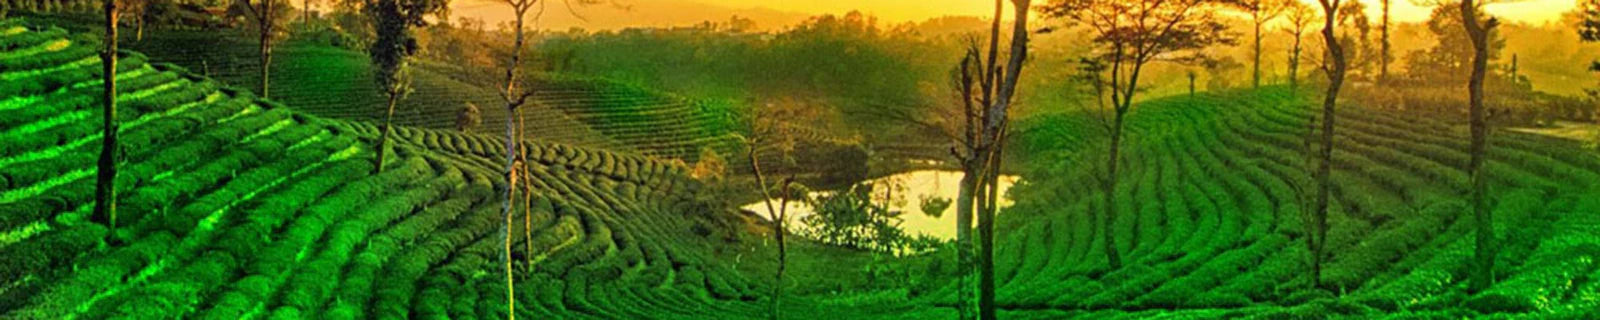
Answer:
985;88;1600;318
0;21;810;319
4;20;1600;319
111;28;741;163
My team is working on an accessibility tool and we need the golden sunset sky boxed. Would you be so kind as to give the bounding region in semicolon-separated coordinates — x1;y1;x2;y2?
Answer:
447;0;1578;31
701;0;1572;24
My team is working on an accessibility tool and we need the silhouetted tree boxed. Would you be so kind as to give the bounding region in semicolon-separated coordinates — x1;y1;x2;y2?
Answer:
1311;0;1349;290
303;0;314;21
495;0;539;317
1284;0;1316;92
124;0;148;41
1577;0;1600;99
741;98;815;320
949;43;982;320
963;2;1031;319
92;0;121;241
367;0;447;173
234;0;286;98
1042;0;1236;270
1379;0;1392;82
1407;2;1504;84
1235;0;1291;88
1459;0;1499;294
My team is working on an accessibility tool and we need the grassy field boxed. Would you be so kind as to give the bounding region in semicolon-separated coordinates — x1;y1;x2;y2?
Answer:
6;20;1600;319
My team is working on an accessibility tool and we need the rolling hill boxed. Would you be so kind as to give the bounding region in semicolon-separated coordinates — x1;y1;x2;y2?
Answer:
0;20;792;319
5;19;1600;319
114;27;740;163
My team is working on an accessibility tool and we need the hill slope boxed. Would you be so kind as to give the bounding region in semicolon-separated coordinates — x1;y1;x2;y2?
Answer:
114;28;740;163
7;21;1600;319
0;21;815;319
986;88;1600;318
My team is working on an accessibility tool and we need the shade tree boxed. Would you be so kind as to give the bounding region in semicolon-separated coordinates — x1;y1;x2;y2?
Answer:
1283;0;1317;92
1233;0;1293;88
367;0;448;173
1310;0;1350;290
1040;0;1237;270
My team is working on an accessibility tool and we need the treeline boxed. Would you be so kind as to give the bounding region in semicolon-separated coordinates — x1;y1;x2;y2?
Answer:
530;13;944;131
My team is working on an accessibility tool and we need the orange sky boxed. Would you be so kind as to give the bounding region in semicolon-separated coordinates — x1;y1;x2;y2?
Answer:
702;0;1571;24
448;0;1578;31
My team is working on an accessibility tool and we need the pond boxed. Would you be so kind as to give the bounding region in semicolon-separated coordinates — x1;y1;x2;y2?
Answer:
741;170;1021;241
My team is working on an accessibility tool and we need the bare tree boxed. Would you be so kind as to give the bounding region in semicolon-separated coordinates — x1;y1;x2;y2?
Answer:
236;0;282;98
497;0;539;317
1042;0;1236;270
124;0;149;41
1380;0;1392;82
741;98;812;320
1284;1;1316;93
1577;0;1600;100
950;45;982;320
1237;0;1291;88
92;0;121;242
304;0;316;22
1459;0;1499;294
1310;0;1349;290
961;1;1031;319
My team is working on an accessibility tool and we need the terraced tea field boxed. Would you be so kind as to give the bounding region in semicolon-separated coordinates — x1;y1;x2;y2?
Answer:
0;21;839;319
986;88;1600;318
113;29;739;162
6;19;1600;319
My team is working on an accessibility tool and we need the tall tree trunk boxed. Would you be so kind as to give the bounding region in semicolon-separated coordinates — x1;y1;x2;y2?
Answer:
772;176;792;320
500;106;518;320
1188;71;1196;97
93;0;120;240
1290;35;1302;93
1462;0;1496;294
974;154;994;320
954;50;979;320
1313;0;1348;290
1379;0;1391;83
520;110;534;268
1103;111;1125;270
501;10;530;319
1253;21;1263;88
374;93;399;172
978;2;1030;319
955;159;977;320
135;14;143;42
747;146;784;320
978;135;1004;320
260;0;273;99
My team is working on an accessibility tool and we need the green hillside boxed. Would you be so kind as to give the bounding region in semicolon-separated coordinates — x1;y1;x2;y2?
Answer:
6;20;1600;319
113;28;740;163
989;88;1600;318
0;21;805;319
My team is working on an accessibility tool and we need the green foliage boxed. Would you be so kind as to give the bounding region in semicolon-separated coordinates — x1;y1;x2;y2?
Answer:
917;195;951;219
534;12;939;133
364;0;445;97
797;182;942;255
9;19;1600;319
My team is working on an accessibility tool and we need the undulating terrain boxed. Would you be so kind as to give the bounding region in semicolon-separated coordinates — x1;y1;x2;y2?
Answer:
4;17;1600;319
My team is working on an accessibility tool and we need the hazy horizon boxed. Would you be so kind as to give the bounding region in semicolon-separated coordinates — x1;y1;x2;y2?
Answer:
443;0;1577;31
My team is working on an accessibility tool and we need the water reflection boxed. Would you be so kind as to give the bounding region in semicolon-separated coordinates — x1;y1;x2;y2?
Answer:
742;170;1020;241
